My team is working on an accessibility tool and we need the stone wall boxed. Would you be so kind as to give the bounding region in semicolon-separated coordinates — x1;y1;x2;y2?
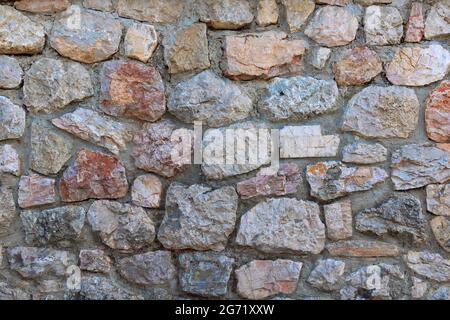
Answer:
0;0;450;300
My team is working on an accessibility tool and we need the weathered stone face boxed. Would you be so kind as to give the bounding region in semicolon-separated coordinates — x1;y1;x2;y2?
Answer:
405;251;450;282
342;142;387;164
424;1;450;40
50;5;123;64
364;5;403;45
256;0;278;26
426;183;450;216
80;276;143;300
100;60;166;122
309;47;331;69
327;240;399;257
236;198;326;254
0;186;15;235
79;250;111;273
324;199;353;240
14;0;69;13
198;0;253;29
18;174;56;209
158;183;238;251
131;174;162;208
0;144;20;176
307;259;345;291
83;0;113;12
405;2;424;43
124;22;158;63
0;96;26;141
0;55;23;89
425;81;450;143
431;216;450;252
281;0;315;32
222;31;305;80
117;0;183;24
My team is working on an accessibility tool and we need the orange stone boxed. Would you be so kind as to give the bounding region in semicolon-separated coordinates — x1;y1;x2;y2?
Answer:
14;0;70;13
327;240;399;257
425;81;450;142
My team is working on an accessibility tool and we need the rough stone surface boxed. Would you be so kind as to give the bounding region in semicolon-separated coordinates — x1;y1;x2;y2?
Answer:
87;200;156;251
14;0;69;13
430;287;450;300
18;174;56;209
0;186;15;235
50;5;123;64
355;0;392;4
430;216;450;252
24;58;93;114
198;0;253;29
131;174;162;208
426;183;450;216
236;259;302;299
307;259;345;291
305;6;358;47
222;31;305;80
309;47;331;69
0;96;26;141
124;22;158;63
80;276;143;300
425;81;450;142
316;0;348;5
306;161;388;201
324;199;353;240
52;108;131;155
256;0;278;26
83;0;113;12
342;142;387;164
333;46;382;86
386;45;450;86
0;55;22;89
342;86;419;139
158;183;238;251
236;198;326;254
281;0;315;32
327;240;399;257
168;70;252;127
0;5;45;54
405;2;424;43
79;250;111;273
60;149;128;202
411;277;428;299
20;206;85;245
118;251;176;286
0;144;20;176
355;195;427;242
405;251;450;282
258;76;339;122
178;252;234;297
117;0;182;24
364;5;403;45
424;1;450;40
391;144;450;190
100;60;166;122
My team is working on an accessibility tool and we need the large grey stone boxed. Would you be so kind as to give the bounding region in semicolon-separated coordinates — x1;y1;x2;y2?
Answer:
307;259;345;291
424;1;450;40
197;0;253;29
0;186;15;236
0;96;26;141
80;276;143;300
342;142;387;164
364;5;403;45
405;251;450;282
0;55;22;89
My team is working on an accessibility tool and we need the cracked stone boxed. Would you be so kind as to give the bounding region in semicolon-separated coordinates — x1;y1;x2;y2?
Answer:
256;0;278;26
307;259;345;291
342;142;387;164
405;251;450;282
131;174;162;209
324;199;353;240
424;1;450;40
0;96;26;141
327;240;399;257
281;0;315;32
117;0;183;24
79;250;112;273
0;144;20;176
18;174;56;209
198;0;253;29
364;5;403;45
405;2;424;43
425;81;450;143
430;216;450;252
0;55;22;89
426;183;450;216
124;22;158;63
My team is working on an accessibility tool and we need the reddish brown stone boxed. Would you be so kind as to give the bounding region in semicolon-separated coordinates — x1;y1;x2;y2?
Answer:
14;0;70;13
18;174;56;209
100;60;166;122
333;46;382;86
236;163;301;199
425;81;450;142
326;240;399;257
60;149;128;202
405;2;425;43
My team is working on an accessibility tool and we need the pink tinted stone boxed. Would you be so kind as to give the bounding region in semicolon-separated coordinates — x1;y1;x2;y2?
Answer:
18;174;56;208
405;2;425;43
425;81;450;142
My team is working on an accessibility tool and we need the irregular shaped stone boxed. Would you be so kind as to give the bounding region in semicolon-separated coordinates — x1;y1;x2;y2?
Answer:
0;282;30;300
307;259;345;291
306;161;388;201
0;55;22;89
391;144;450;190
424;1;450;40
83;0;113;12
14;0;69;13
7;247;76;279
342;142;387;164
334;47;382;86
201;121;271;179
24;58;93;113
0;186;15;235
386;45;450;86
324;199;352;240
0;144;20;176
50;5;123;63
131;174;162;209
258;76;338;122
430;287;450;300
340;263;404;300
411;277;428;299
425;81;450;142
87;200;155;251
222;31;305;80
309;47;331;69
305;6;358;47
405;2;424;43
179;252;234;297
80;276;143;300
0;5;45;54
158;183;238;251
79;249;111;273
118;251;176;286
281;0;315;32
316;0;348;5
124;22;158;63
236;198;325;254
364;5;403;45
355;0;391;4
426;183;450;216
52;108;131;155
236;163;301;199
430;216;450;252
405;251;450;282
198;0;253;29
342;86;419;139
236;259;302;299
30;120;72;176
132;121;193;178
60;149;128;202
327;240;399;257
18;174;56;209
279;125;340;158
117;0;183;24
100;60;165;122
21;206;85;245
0;96;26;141
355;195;427;242
164;23;210;74
256;0;278;26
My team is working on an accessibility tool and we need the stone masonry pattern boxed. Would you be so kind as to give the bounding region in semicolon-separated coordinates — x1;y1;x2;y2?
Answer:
0;0;450;300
